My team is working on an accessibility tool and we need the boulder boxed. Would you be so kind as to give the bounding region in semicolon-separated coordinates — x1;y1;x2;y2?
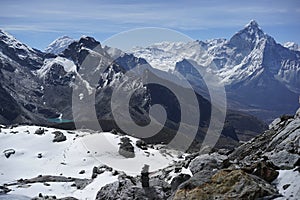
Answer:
118;137;135;158
177;170;216;191
52;131;67;142
96;177;169;200
251;160;279;183
92;166;107;179
136;139;148;150
173;169;278;200
34;128;45;135
267;150;300;169
3;148;15;158
189;152;227;175
33;195;78;200
141;164;149;188
0;185;11;194
96;178;135;199
171;174;191;192
149;178;171;194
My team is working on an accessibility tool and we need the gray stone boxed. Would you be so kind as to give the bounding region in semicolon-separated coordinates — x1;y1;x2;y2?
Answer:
189;152;227;175
34;128;45;135
3;149;15;158
52;131;67;142
251;160;279;182
267;150;300;169
141;164;149;188
171;174;191;192
174;169;278;200
118;137;135;158
0;185;11;194
136;139;148;150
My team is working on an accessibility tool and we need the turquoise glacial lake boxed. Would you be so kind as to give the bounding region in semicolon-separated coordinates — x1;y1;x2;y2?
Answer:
48;118;73;123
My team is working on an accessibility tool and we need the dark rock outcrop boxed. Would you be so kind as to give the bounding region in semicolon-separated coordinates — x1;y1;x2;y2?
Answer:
96;174;170;200
0;185;11;194
118;137;135;158
3;148;15;158
171;174;191;192
33;195;78;200
34;128;45;135
229;110;300;170
173;169;278;200
52;131;67;142
189;152;227;175
250;160;279;183
141;164;150;188
136;139;148;150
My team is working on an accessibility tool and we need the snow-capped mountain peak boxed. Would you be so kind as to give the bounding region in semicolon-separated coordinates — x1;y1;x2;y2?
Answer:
284;41;300;51
244;20;264;36
244;19;260;29
229;20;269;47
45;35;75;55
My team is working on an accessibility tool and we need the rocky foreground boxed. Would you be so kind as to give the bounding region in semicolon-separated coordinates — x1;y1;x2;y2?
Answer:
0;108;299;199
97;107;300;200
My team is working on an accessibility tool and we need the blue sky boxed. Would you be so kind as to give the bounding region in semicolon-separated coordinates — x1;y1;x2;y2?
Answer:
1;0;300;50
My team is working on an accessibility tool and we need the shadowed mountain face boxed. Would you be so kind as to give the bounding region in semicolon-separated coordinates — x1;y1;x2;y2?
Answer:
0;28;268;149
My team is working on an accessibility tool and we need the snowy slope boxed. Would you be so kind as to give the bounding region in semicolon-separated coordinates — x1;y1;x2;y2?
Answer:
0;30;37;58
273;169;300;199
0;125;186;199
37;56;77;78
0;29;44;70
45;36;75;55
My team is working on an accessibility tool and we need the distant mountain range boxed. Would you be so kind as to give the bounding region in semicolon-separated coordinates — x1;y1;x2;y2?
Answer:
131;20;300;121
0;20;298;149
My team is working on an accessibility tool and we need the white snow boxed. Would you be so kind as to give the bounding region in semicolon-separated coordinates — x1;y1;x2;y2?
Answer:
273;169;300;200
284;42;300;52
104;46;124;59
167;167;192;184
79;93;84;100
37;57;77;78
81;132;180;176
0;125;184;199
0;30;40;62
45;36;75;55
0;30;35;53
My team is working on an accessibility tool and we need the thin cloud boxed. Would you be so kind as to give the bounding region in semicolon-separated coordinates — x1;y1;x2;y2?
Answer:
1;25;62;33
1;0;299;32
1;0;299;48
